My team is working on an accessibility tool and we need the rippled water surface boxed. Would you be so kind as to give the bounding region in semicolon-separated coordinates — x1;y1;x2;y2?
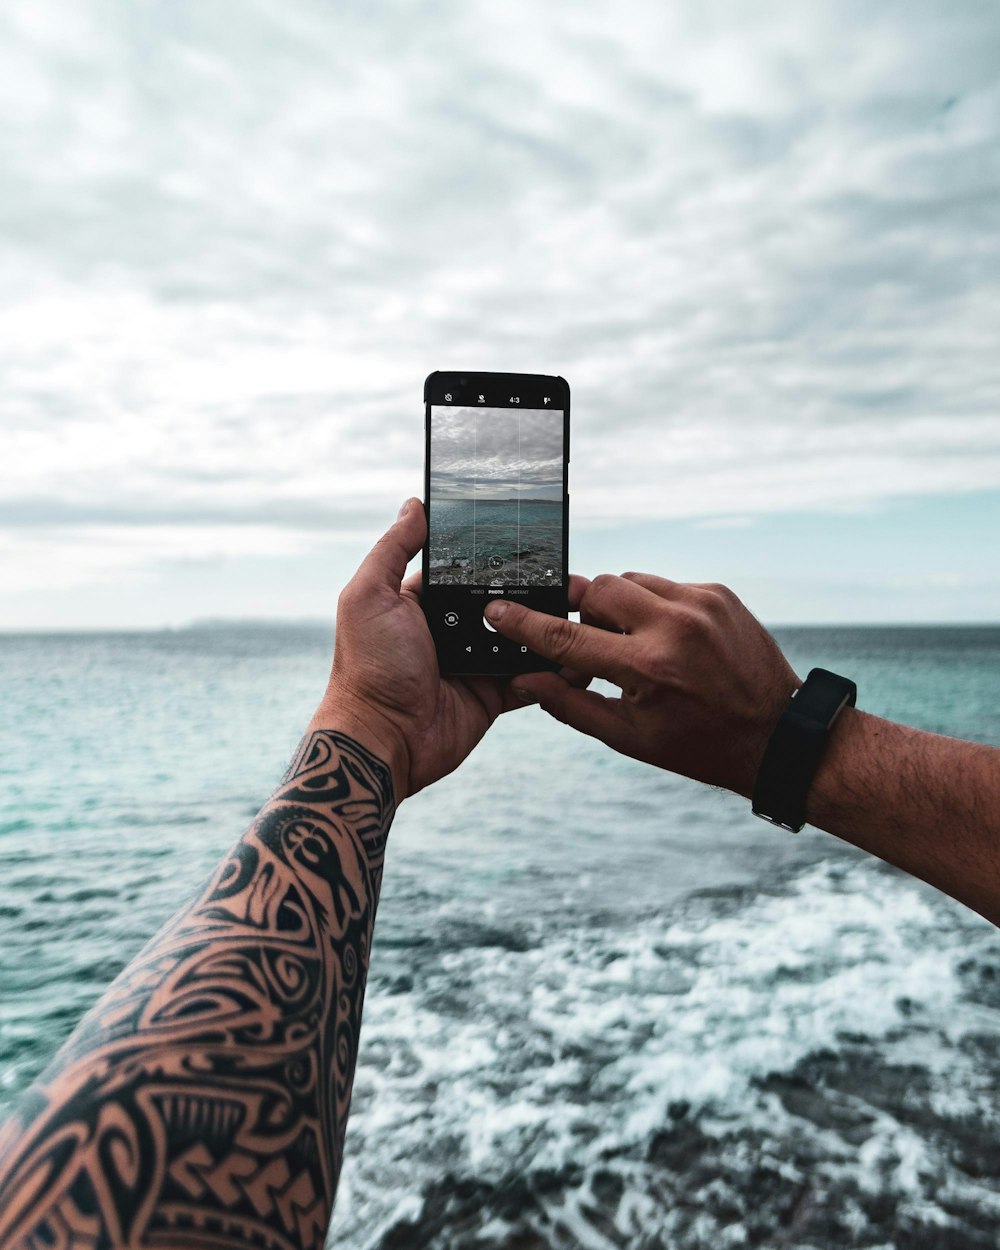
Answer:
429;499;563;586
1;624;999;1248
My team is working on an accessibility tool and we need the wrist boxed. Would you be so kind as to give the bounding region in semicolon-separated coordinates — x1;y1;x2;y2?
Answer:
751;669;858;831
802;705;873;828
306;695;410;805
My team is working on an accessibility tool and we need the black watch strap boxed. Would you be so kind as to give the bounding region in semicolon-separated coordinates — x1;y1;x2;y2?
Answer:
752;668;857;833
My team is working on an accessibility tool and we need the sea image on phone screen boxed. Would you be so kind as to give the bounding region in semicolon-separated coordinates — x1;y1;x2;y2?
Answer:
429;405;564;586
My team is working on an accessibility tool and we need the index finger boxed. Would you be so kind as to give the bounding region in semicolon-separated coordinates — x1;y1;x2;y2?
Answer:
483;598;634;686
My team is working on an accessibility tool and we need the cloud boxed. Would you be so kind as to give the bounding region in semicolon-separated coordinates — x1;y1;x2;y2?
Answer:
0;0;998;622
429;405;563;497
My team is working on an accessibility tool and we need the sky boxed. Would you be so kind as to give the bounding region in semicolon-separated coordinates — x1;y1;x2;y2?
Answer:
1;0;999;628
430;405;563;500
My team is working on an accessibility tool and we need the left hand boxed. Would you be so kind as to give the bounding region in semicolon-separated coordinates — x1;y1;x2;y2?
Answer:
311;498;591;800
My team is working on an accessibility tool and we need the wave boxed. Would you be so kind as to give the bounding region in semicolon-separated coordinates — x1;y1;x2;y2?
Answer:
332;858;1000;1249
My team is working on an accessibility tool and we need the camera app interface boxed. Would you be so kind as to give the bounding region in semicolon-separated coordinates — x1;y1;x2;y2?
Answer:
428;404;564;587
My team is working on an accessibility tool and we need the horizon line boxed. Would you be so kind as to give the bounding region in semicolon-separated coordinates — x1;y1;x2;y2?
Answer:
2;617;999;636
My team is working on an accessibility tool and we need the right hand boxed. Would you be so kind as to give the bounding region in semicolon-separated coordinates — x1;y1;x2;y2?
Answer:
483;573;801;797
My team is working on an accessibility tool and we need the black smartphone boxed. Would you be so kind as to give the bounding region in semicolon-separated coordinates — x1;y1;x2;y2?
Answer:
422;370;570;677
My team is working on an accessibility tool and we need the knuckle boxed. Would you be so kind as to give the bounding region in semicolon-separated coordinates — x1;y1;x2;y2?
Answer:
581;574;616;614
667;604;711;647
589;572;618;595
690;580;740;615
580;577;611;615
634;644;675;686
687;603;713;633
372;533;395;558
538;612;572;656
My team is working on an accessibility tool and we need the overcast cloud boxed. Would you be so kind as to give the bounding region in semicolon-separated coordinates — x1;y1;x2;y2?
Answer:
2;0;998;624
430;406;563;498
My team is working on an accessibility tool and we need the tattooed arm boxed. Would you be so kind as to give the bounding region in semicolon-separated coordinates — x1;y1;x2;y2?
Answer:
0;499;589;1248
0;729;396;1249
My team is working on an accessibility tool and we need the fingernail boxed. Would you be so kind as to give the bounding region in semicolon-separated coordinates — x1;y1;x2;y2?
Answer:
397;498;412;519
512;685;536;703
484;601;508;623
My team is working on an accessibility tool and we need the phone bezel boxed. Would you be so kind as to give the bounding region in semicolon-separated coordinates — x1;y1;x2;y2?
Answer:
422;370;570;678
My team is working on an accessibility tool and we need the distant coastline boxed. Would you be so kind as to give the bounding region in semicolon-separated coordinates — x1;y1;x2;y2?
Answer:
1;619;998;636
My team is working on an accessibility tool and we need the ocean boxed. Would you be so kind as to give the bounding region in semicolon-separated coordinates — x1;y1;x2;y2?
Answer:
1;624;999;1248
429;499;562;586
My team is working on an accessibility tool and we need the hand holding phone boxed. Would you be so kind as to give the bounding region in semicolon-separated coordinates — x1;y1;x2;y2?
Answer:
422;371;570;677
320;496;590;798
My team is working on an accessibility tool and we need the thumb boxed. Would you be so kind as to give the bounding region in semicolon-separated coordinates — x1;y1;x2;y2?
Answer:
356;498;426;594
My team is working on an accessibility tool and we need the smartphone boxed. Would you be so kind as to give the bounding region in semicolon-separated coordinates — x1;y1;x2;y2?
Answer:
422;370;570;677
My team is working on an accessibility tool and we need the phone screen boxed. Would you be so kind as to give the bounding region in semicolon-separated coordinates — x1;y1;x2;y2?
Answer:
423;372;569;676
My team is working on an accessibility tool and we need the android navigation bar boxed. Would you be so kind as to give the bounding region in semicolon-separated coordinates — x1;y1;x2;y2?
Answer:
454;640;530;658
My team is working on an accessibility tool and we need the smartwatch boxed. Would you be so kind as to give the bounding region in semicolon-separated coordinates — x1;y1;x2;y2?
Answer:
752;668;857;833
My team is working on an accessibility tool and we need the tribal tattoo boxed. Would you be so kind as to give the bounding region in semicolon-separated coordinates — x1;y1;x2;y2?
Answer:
0;730;394;1250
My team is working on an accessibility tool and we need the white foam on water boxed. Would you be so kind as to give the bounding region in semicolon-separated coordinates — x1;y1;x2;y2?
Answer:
609;866;965;1139
330;855;1000;1248
858;1124;932;1196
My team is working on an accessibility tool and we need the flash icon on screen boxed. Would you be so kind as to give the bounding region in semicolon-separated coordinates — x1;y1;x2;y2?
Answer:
543;397;550;405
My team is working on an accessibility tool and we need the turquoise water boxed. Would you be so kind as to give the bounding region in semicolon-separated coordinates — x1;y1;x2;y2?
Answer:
429;498;562;585
1;625;999;1247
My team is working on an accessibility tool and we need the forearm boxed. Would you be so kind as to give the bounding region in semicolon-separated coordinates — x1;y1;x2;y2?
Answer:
0;727;396;1250
806;709;1000;926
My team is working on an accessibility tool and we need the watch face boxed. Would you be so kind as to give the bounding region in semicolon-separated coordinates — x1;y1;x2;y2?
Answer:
752;668;855;835
796;668;857;728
